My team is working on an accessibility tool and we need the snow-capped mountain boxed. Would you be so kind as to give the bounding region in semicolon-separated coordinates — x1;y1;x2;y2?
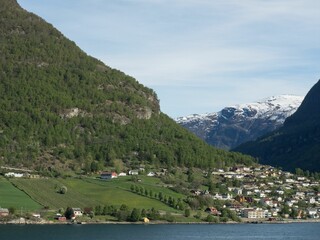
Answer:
176;95;304;150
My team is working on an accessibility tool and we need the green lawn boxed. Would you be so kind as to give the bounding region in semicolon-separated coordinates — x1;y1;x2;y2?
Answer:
0;177;41;211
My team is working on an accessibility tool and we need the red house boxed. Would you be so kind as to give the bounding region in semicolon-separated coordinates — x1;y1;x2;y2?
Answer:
101;172;118;180
205;207;221;216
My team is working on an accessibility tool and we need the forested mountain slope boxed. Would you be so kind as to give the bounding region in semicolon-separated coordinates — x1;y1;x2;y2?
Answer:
0;0;254;174
235;80;320;172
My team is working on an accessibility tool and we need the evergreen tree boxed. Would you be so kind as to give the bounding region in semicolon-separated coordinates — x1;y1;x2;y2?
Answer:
64;207;74;220
130;208;141;222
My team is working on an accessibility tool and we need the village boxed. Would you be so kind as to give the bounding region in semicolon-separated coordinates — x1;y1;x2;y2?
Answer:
199;165;320;221
0;164;320;223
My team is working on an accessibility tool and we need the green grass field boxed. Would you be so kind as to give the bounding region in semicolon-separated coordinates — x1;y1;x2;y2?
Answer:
82;175;185;199
0;177;41;211
60;176;184;212
9;178;99;209
8;176;186;213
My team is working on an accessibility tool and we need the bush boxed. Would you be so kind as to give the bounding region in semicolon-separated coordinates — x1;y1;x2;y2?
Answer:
220;217;229;223
184;208;191;217
206;214;219;223
164;212;175;222
194;211;202;219
59;186;67;194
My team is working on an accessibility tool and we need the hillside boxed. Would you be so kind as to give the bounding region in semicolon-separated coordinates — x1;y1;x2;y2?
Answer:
177;95;303;150
235;80;320;172
0;0;254;174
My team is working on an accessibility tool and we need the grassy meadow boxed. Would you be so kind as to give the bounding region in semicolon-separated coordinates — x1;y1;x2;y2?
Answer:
0;177;41;211
8;176;185;213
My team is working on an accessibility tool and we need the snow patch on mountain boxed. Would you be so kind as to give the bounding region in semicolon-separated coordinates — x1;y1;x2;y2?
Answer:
176;95;304;149
177;95;303;125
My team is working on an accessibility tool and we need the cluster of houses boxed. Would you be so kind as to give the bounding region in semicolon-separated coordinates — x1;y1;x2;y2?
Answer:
98;165;320;220
202;166;320;219
99;168;164;180
54;208;83;221
3;172;41;178
0;208;9;217
1;166;40;179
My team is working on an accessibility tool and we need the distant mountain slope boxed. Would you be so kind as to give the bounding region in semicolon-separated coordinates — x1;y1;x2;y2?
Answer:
235;80;320;172
0;0;254;173
177;95;303;150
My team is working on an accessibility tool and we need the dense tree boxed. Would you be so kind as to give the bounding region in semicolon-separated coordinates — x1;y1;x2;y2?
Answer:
8;207;15;215
130;208;141;222
64;207;74;220
95;205;102;215
184;208;191;217
148;208;161;220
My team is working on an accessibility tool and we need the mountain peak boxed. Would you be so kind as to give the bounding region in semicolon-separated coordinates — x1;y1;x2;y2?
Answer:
177;95;303;150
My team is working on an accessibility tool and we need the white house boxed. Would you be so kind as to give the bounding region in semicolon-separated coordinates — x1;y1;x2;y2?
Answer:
260;198;273;207
285;201;294;207
286;179;295;183
259;192;266;198
4;172;24;178
276;190;284;195
309;197;316;204
242;209;265;219
307;208;319;218
129;170;139;175
221;193;233;200
212;193;223;200
0;208;9;217
72;208;83;218
147;172;156;177
234;188;243;195
297;177;306;181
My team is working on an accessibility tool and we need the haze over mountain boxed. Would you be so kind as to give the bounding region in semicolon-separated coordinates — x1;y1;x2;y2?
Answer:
235;80;320;172
177;95;303;150
0;0;254;173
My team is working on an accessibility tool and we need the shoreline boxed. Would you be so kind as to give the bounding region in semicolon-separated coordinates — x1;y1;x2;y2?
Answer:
1;218;320;225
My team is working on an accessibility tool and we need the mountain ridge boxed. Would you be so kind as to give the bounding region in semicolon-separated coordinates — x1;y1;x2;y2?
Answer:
177;95;303;150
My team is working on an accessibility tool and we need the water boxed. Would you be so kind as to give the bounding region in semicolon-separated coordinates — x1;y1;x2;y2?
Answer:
0;223;319;240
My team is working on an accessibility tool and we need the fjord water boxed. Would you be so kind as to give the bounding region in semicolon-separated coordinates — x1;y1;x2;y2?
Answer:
1;223;320;240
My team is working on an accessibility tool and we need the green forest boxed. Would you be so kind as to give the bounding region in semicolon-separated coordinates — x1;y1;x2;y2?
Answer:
0;0;255;174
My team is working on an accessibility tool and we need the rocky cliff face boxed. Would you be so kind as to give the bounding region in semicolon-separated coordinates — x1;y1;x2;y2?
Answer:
176;95;303;149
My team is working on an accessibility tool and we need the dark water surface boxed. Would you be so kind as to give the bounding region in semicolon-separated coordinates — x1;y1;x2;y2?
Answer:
1;223;319;240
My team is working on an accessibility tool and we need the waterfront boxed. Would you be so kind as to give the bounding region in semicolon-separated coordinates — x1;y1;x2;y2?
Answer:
1;223;320;240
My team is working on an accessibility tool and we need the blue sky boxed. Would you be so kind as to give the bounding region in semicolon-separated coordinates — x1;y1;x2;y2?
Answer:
18;0;320;118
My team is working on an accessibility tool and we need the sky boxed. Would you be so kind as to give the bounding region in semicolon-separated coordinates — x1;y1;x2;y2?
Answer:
18;0;320;118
